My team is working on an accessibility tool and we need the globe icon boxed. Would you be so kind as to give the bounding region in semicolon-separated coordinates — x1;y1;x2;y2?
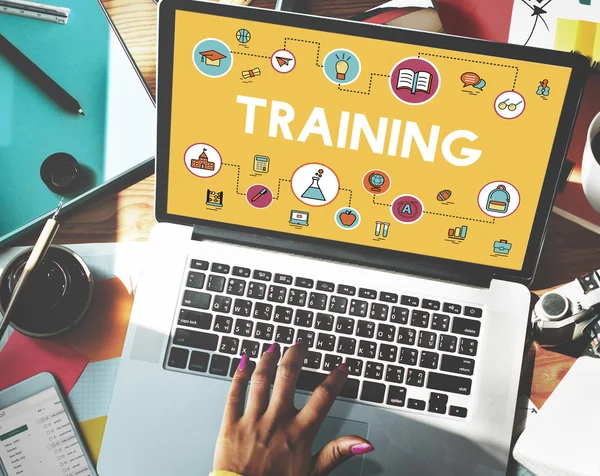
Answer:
369;173;385;192
236;29;251;44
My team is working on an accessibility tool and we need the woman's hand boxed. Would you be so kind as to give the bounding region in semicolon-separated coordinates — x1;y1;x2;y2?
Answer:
214;340;374;475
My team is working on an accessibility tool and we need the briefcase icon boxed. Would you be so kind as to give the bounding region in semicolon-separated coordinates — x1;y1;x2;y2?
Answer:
493;239;512;255
486;185;510;213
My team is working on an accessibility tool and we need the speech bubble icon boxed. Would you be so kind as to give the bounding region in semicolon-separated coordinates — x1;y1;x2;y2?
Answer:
461;72;480;87
473;79;486;90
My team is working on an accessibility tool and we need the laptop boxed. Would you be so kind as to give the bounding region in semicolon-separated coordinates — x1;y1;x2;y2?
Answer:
98;1;588;475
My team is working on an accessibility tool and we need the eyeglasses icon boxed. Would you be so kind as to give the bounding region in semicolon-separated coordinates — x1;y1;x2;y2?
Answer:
498;98;523;111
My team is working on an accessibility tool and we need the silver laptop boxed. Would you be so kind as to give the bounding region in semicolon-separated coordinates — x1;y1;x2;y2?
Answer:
98;1;587;475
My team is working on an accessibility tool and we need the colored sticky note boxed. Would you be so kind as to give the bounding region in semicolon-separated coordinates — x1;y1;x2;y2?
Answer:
78;416;108;466
0;331;88;393
54;277;133;362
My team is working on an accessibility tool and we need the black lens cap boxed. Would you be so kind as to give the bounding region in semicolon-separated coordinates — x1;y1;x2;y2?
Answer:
41;152;80;194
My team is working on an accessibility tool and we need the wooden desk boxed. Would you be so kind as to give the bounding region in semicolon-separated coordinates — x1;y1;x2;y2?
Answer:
16;0;600;410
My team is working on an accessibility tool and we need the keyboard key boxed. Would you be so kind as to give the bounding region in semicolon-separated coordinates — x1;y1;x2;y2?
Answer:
390;306;409;325
316;333;336;351
419;351;439;369
397;327;416;345
452;317;481;337
253;302;273;321
427;372;472;395
359;288;377;299
214;315;233;333
399;347;418;366
449;406;468;418
255;322;274;341
303;351;322;369
329;296;348;313
356;320;375;338
336;316;355;335
406;368;425;387
295;277;314;288
178;310;212;330
230;358;256;378
345;358;363;377
308;292;328;311
323;354;343;371
233;299;252;317
190;259;209;271
315;313;334;331
288;289;308;307
173;329;218;351
297;329;315;348
316;280;335;292
188;350;209;372
276;326;295;344
422;299;440;311
365;361;384;380
213;295;232;314
440;355;475;376
240;339;260;357
268;285;287;303
253;270;272;281
358;340;377;359
401;295;419;307
407;398;426;411
378;344;397;362
232;266;251;278
260;343;271;357
234;319;253;337
211;263;230;274
431;313;450;331
337;284;356;296
464;306;482;318
387;385;406;407
418;331;437;349
296;370;359;399
209;354;230;376
274;306;293;324
349;299;368;317
167;347;189;369
207;275;226;293
360;381;386;403
295;309;314;327
443;302;462;314
219;336;240;355
459;338;478;356
385;365;405;384
376;323;395;342
370;303;389;321
379;292;398;303
187;271;205;289
337;336;356;355
247;282;267;300
274;273;293;285
438;334;457;353
410;310;430;328
227;278;246;296
182;290;211;310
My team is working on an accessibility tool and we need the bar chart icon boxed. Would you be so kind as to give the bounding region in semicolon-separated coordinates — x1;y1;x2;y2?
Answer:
448;225;468;240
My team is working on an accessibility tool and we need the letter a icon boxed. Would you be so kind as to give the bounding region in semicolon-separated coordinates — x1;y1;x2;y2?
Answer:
401;203;413;215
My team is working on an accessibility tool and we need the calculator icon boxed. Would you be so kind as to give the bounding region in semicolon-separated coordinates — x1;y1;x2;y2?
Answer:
253;155;270;173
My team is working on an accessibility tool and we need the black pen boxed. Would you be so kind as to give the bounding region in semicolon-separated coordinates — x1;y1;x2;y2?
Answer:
0;33;84;115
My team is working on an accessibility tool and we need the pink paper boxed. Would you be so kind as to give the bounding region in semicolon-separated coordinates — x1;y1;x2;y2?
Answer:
0;331;88;393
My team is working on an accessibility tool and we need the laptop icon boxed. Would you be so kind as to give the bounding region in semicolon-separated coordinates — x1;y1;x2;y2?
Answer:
290;210;309;226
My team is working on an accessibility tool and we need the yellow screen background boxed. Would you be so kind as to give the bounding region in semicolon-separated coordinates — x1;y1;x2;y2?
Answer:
167;10;572;271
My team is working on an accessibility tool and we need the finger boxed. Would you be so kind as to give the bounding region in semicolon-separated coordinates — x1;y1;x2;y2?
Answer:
297;362;349;432
222;353;252;424
245;342;281;418
269;339;307;411
310;436;374;476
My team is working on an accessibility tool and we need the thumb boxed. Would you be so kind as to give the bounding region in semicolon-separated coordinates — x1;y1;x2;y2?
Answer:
311;436;374;476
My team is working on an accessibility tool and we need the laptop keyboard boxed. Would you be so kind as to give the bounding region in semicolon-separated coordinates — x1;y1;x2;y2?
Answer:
164;258;483;420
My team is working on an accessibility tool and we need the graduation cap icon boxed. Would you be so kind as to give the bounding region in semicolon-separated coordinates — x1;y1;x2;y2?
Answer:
276;56;293;67
199;50;227;67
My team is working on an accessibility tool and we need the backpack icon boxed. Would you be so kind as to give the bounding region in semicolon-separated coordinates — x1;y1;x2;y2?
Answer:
486;185;510;214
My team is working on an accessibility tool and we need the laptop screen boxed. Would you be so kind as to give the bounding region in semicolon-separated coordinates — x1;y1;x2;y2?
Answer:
165;9;574;273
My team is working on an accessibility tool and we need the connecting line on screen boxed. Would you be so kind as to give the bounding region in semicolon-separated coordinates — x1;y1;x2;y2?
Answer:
423;211;496;224
372;195;391;207
273;178;291;200
223;163;246;195
283;37;322;67
417;52;520;91
230;50;272;59
339;188;353;207
337;72;390;95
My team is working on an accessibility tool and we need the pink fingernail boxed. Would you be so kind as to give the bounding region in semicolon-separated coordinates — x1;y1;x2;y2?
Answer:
238;353;248;372
296;338;303;345
267;342;279;353
351;443;374;455
337;363;349;373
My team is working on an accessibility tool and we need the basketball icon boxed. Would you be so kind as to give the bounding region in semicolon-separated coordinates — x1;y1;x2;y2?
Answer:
236;29;251;44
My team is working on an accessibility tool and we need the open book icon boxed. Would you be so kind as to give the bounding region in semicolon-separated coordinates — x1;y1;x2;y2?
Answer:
396;68;432;94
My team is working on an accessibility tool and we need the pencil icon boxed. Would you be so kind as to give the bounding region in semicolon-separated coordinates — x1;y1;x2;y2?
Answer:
251;188;267;202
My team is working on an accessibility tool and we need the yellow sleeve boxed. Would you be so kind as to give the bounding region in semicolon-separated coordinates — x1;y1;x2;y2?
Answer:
210;471;243;476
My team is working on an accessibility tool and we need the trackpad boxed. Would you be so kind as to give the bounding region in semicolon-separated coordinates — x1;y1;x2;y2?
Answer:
312;417;369;476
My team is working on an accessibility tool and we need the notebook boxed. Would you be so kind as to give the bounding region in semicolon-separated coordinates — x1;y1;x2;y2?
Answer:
0;0;156;245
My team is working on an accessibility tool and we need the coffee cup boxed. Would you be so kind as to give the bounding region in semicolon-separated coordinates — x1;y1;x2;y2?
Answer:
582;111;600;213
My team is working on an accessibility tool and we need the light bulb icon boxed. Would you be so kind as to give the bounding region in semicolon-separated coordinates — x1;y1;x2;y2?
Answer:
336;59;349;80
